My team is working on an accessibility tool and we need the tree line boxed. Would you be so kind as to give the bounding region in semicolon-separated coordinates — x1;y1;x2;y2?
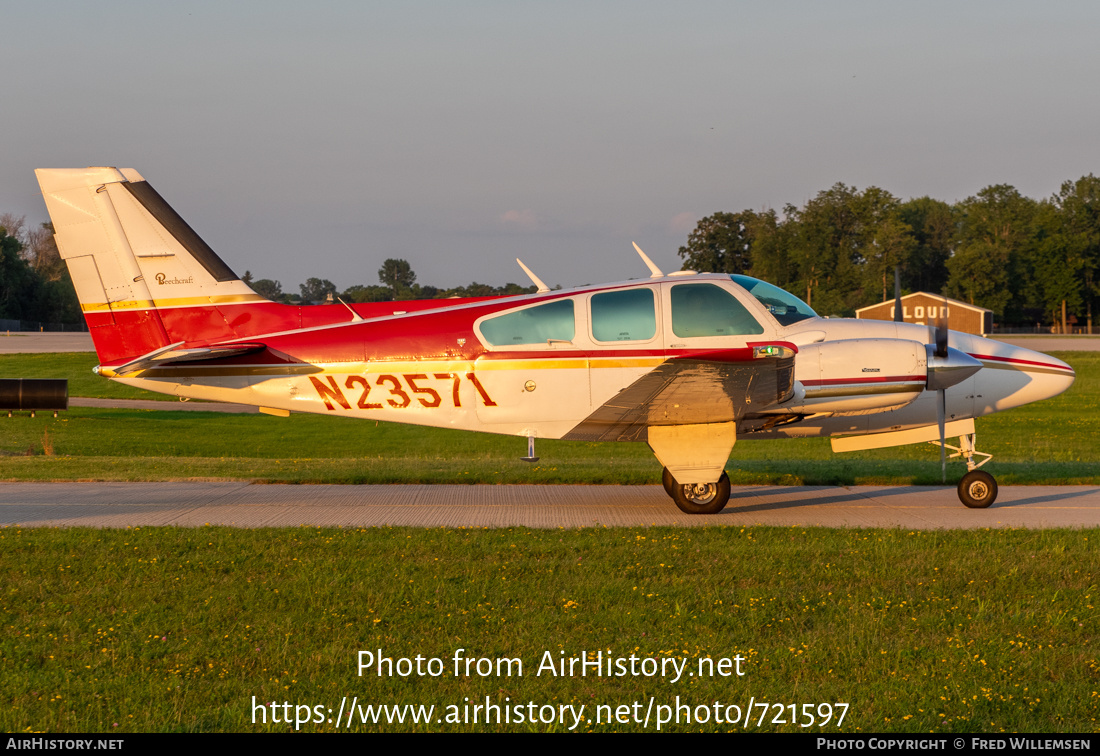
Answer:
5;174;1099;330
677;176;1100;329
0;215;80;325
241;256;539;306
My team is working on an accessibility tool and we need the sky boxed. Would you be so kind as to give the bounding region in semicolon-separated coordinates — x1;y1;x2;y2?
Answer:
3;0;1100;292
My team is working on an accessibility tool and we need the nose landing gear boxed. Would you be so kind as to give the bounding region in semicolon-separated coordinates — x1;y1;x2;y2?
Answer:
933;431;997;508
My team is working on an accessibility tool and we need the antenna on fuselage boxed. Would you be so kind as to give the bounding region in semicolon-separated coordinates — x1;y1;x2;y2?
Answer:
335;297;364;323
632;242;664;278
516;259;550;293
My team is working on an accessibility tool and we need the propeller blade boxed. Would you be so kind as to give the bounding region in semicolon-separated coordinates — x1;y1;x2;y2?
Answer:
938;388;947;483
893;266;903;322
934;297;949;358
926;297;963;483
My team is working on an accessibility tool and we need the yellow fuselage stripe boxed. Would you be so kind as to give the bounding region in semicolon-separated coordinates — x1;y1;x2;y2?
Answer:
81;294;268;312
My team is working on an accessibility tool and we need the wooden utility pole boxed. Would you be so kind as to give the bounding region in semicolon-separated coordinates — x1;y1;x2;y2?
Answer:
1062;299;1068;335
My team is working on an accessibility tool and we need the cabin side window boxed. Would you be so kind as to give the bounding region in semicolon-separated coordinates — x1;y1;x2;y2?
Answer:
479;299;575;346
670;283;764;337
591;288;657;342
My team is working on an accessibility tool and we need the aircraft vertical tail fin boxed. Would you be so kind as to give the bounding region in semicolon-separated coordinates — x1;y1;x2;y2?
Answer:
35;167;265;365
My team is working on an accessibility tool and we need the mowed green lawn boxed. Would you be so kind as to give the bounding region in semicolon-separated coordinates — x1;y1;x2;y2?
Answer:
1;526;1097;733
0;352;1096;484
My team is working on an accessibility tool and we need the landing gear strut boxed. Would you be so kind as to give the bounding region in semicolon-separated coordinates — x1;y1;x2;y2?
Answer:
662;468;731;515
933;432;997;508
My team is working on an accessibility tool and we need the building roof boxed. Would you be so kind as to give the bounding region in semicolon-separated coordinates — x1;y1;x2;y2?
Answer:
855;292;992;316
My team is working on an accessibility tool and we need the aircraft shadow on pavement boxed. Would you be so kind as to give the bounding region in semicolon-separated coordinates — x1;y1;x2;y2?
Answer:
706;485;934;514
989;487;1100;509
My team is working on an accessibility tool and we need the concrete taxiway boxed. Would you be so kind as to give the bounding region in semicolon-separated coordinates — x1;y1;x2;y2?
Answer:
2;482;1098;529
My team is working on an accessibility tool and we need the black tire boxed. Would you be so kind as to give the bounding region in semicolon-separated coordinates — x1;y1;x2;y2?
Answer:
958;470;997;509
666;470;731;515
661;467;675;497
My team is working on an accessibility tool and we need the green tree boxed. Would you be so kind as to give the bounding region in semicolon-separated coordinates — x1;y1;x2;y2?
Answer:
251;279;284;302
744;208;794;288
0;225;40;320
341;284;393;303
440;282;537;298
1031;201;1083;330
946;185;1037;318
897;197;954;294
299;278;337;304
677;211;759;274
783;184;891;315
379;259;416;297
1042;175;1100;330
854;187;916;306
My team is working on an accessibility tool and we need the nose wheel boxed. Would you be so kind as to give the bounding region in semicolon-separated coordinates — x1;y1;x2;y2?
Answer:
662;468;731;514
958;470;997;508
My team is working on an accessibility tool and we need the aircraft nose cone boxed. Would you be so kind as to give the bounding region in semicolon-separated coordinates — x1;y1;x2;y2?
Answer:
977;345;1075;412
1033;352;1075;401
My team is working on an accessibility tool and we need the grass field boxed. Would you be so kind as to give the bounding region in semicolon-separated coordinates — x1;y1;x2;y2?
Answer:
0;352;1097;485
2;526;1097;733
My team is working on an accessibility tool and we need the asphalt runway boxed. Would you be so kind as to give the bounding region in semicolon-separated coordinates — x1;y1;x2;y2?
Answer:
3;482;1099;529
0;332;96;353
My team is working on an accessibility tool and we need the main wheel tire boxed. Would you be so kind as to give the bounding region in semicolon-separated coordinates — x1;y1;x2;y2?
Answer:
958;470;998;509
661;467;675;497
667;471;731;515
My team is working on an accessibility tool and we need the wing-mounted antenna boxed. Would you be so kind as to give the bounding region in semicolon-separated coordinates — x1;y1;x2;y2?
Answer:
632;242;664;278
516;259;550;293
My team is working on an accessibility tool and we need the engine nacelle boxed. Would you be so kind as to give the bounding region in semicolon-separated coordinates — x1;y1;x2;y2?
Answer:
780;338;927;416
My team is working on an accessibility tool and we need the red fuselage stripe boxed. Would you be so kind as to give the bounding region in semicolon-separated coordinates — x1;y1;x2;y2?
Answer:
968;352;1073;372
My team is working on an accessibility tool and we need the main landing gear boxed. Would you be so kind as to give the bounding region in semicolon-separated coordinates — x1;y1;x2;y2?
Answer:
933;431;998;508
662;468;731;515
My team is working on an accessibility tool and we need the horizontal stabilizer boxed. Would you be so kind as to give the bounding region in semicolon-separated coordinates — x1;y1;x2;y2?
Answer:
110;342;268;375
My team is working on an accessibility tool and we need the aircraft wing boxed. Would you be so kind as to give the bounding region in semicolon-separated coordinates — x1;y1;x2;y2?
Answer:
562;348;795;442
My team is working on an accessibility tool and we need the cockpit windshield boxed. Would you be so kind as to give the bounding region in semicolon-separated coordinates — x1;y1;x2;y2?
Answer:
730;275;817;327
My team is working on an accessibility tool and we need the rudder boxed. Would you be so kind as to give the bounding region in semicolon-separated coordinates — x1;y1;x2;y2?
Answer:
35;167;263;365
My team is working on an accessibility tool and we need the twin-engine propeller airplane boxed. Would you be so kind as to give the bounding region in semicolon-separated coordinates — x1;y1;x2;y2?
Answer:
35;167;1075;514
